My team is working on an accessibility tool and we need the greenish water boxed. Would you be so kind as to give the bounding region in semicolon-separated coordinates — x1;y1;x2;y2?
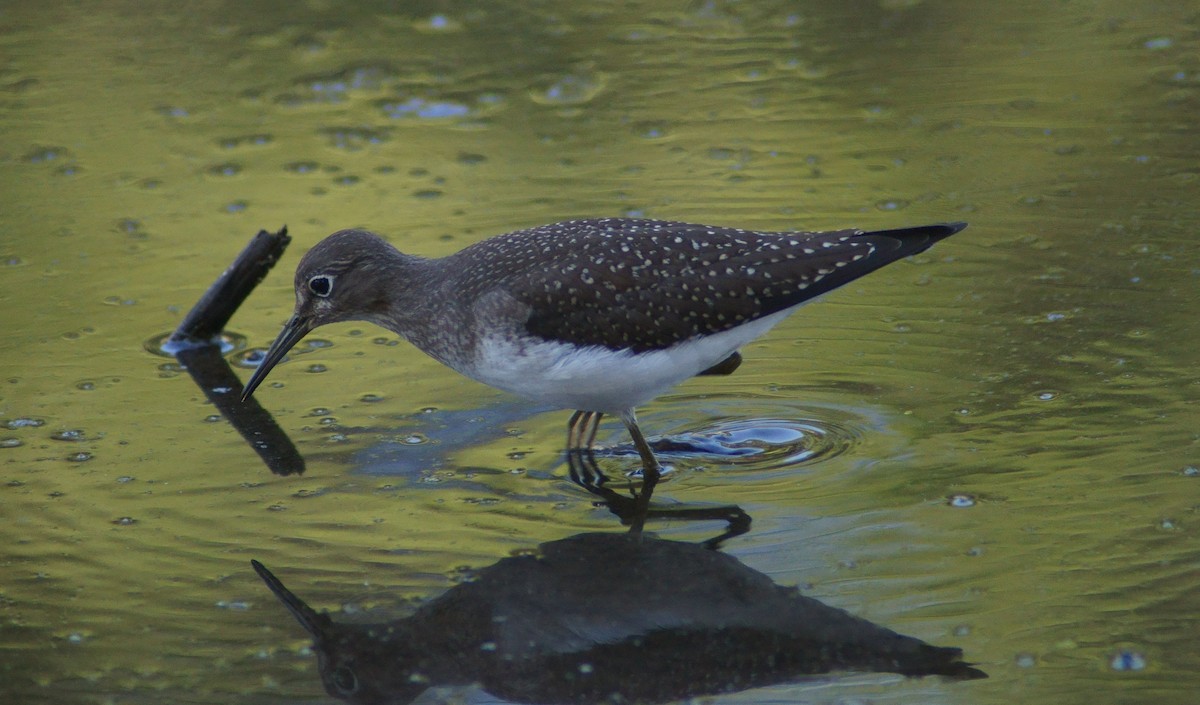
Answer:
2;1;1197;703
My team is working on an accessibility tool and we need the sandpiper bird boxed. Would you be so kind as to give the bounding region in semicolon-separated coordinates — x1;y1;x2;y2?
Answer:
241;218;965;480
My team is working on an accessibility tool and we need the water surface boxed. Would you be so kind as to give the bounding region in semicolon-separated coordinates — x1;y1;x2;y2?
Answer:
2;1;1197;703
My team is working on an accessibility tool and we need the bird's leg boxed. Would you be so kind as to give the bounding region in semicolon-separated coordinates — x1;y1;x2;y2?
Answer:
620;409;661;482
582;410;603;450
566;410;604;452
619;409;662;538
566;410;586;451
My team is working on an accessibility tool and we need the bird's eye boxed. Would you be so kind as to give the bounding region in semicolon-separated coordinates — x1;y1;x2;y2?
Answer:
330;665;359;694
308;275;334;298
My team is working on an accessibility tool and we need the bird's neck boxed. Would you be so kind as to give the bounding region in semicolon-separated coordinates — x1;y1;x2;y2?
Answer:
365;253;483;369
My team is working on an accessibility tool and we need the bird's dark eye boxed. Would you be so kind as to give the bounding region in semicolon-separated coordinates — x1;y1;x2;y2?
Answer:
308;275;334;298
330;665;359;694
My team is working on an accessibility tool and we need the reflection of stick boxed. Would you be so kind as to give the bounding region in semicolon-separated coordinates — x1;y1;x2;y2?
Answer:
172;227;305;476
170;227;292;344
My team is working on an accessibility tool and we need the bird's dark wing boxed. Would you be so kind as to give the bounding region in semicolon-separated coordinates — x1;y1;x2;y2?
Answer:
454;219;963;352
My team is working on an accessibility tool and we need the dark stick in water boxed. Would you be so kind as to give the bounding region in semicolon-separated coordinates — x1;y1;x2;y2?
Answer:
171;227;304;475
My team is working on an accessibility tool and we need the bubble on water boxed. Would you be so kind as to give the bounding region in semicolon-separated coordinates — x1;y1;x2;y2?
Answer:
1;438;22;448
530;72;606;106
306;364;327;374
948;494;976;507
206;162;243;177
24;145;69;163
1109;649;1147;671
1035;390;1059;401
5;417;46;430
320;126;390;151
66;452;93;463
633;122;669;139
381;97;472;120
112;516;137;526
1015;653;1037;668
51;429;87;442
416;14;461;32
149;331;246;358
238;348;267;367
218;133;273;149
1181;465;1198;477
305;63;393;98
284;161;321;174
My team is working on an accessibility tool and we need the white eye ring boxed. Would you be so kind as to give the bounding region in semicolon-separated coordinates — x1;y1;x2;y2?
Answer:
308;274;334;298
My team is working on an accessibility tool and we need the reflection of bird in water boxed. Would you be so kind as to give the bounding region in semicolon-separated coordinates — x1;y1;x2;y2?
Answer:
253;534;985;705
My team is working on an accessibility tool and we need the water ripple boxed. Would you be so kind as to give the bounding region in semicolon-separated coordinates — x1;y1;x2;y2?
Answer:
603;395;881;477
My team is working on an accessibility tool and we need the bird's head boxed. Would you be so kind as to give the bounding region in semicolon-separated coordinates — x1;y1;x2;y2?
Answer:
241;229;404;400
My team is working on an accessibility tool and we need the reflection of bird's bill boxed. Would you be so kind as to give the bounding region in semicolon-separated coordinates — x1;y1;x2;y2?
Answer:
251;559;329;640
241;314;312;400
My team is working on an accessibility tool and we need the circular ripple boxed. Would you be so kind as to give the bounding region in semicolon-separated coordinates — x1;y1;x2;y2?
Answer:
143;331;247;357
604;395;879;475
685;415;861;470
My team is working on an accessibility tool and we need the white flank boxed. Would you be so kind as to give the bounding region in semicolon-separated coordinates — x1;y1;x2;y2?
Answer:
466;308;797;414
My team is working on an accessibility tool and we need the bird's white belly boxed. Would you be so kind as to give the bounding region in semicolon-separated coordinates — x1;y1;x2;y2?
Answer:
464;309;794;414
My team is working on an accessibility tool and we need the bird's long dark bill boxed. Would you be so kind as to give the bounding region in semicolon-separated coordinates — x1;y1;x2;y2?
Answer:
251;559;329;640
241;314;311;401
